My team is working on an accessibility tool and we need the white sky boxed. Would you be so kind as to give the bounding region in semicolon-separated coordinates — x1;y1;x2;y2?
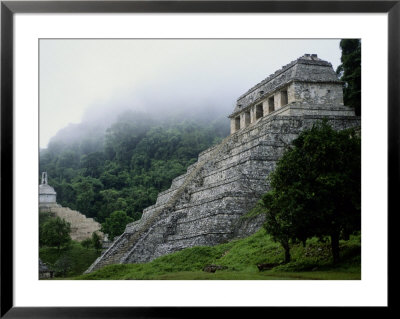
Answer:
39;39;342;148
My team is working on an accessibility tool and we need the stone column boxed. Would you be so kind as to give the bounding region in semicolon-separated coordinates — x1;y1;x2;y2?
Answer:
274;92;281;110
250;106;256;123
230;118;236;134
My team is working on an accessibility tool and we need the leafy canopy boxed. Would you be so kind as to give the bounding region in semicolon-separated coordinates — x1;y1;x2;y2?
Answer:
91;232;103;251
263;120;361;263
336;39;361;115
101;210;134;241
40;216;72;250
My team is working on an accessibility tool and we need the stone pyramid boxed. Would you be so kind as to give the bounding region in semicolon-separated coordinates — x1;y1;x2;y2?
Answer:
86;55;360;273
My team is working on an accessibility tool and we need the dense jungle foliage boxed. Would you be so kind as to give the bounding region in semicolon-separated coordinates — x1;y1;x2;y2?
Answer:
336;39;361;115
40;110;229;224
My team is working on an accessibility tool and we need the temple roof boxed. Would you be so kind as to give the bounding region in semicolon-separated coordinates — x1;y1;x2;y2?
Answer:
39;183;56;195
39;171;56;195
231;54;341;116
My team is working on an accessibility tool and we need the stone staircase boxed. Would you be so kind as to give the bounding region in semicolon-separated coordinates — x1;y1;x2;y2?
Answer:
85;135;232;272
86;111;360;273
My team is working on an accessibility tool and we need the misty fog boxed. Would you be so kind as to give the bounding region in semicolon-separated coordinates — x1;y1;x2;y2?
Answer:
40;39;342;149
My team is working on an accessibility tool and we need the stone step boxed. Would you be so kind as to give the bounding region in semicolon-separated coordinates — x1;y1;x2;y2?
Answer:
154;140;281;208
202;157;277;185
188;176;266;202
152;123;284;207
48;206;103;242
121;196;258;264
210;144;284;171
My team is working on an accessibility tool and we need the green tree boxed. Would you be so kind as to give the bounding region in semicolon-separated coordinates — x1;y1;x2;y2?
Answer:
101;210;134;241
53;255;72;277
336;39;361;115
55;182;77;209
262;121;361;264
80;152;104;178
97;189;128;222
72;176;103;218
91;232;103;252
262;190;307;263
39;212;53;247
81;238;92;249
40;217;71;250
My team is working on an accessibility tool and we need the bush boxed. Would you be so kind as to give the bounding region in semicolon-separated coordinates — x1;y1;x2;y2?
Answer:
53;255;72;277
91;232;102;251
101;210;133;241
40;216;71;250
81;238;92;249
40;241;102;278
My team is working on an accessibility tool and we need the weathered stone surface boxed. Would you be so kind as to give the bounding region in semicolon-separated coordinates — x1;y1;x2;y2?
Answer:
228;54;352;134
233;54;342;115
39;258;54;279
39;172;57;205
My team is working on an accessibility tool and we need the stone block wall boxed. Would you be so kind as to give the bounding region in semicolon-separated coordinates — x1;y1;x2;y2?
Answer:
39;194;56;203
294;82;344;106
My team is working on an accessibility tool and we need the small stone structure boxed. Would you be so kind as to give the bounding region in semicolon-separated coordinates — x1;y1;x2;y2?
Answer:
39;258;54;279
86;54;360;273
39;172;57;209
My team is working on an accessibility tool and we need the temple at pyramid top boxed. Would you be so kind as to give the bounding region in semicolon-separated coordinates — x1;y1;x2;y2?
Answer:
228;54;350;134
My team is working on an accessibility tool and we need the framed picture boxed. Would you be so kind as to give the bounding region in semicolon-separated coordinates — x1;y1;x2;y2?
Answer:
1;0;396;316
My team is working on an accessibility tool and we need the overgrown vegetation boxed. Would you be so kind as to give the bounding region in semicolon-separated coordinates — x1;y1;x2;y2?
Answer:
100;210;133;241
39;213;71;250
39;212;101;278
336;39;361;115
40;241;101;278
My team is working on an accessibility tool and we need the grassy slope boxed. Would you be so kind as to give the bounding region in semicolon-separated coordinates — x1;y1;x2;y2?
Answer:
73;229;361;280
40;241;101;277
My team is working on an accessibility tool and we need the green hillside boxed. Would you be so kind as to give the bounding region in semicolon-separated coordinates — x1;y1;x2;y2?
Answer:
40;111;229;224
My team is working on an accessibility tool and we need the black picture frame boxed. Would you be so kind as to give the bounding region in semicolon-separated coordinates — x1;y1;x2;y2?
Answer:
1;1;396;317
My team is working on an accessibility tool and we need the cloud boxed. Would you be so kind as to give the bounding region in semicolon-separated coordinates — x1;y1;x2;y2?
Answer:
40;39;341;148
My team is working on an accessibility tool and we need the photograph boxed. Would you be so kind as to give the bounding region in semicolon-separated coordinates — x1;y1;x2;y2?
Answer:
38;38;362;280
1;1;395;314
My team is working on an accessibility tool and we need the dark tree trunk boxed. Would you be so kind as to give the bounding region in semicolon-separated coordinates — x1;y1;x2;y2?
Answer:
281;240;291;264
331;232;340;264
343;229;350;241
